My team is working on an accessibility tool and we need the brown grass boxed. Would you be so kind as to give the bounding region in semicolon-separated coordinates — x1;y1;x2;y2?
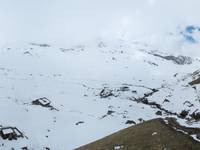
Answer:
76;118;200;150
189;77;200;85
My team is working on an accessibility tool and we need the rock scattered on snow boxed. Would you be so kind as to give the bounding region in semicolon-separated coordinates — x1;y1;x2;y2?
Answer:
99;88;114;98
125;120;136;125
0;126;24;140
179;110;189;119
76;121;84;126
153;54;192;65
32;97;58;111
155;111;162;116
190;110;200;121
30;43;50;47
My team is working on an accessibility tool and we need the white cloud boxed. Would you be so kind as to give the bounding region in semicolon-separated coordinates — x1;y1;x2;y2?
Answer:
0;0;199;46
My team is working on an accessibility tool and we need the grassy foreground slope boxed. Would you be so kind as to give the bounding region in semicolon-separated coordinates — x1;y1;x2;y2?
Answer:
76;118;200;150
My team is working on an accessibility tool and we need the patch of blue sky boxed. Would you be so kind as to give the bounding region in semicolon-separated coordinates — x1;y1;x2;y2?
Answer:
185;25;200;33
185;26;196;33
184;34;196;43
180;25;200;43
180;32;196;43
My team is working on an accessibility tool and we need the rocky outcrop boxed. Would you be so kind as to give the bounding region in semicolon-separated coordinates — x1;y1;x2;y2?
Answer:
153;54;192;65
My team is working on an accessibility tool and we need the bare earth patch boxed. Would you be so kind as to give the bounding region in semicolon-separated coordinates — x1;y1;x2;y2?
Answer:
76;118;200;150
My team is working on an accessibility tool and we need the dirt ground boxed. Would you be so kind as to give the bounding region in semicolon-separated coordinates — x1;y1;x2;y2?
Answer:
76;118;200;150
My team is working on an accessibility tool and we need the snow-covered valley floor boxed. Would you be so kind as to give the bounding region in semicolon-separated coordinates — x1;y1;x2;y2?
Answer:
0;40;200;150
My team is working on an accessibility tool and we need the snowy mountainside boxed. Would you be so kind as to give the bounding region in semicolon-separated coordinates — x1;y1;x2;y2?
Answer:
0;39;200;149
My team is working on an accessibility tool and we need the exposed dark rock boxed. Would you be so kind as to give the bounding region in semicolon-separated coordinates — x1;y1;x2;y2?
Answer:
153;54;192;65
125;120;136;125
100;110;116;119
155;111;162;116
119;86;130;92
23;51;32;56
32;97;58;111
30;43;50;47
107;110;115;115
183;101;194;107
60;48;75;52
189;77;200;85
146;61;158;66
143;89;158;97
152;89;159;92
75;121;84;125
196;133;200;140
174;73;178;77
163;99;170;103
0;127;23;140
32;97;51;107
179;110;189;119
129;90;179;118
112;57;116;61
192;86;197;90
100;88;113;98
132;90;137;93
190;110;200;121
138;118;145;122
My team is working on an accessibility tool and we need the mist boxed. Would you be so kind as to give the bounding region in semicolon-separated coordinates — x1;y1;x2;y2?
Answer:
0;0;200;46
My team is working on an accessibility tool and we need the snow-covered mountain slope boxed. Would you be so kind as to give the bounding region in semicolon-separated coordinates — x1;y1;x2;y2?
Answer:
0;38;200;149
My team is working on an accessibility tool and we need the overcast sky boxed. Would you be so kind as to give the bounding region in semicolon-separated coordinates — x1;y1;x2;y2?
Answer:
0;0;200;45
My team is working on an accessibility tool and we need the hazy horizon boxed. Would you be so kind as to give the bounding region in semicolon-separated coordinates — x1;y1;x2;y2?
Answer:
0;0;200;45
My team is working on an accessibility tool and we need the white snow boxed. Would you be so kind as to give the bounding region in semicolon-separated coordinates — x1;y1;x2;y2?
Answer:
191;134;200;142
1;129;13;135
0;40;199;149
114;145;124;150
152;132;157;136
38;98;50;105
0;0;200;149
